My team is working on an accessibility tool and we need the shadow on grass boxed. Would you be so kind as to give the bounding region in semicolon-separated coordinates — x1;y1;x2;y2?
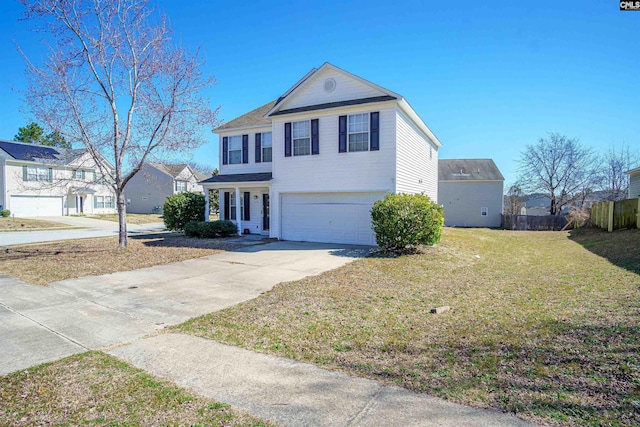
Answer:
567;227;640;275
340;318;640;425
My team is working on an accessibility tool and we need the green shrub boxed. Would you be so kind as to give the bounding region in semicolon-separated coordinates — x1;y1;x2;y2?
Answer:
371;193;444;250
163;192;206;231
0;209;9;217
184;220;238;238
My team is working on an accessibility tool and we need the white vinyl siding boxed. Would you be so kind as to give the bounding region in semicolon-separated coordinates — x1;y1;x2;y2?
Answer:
278;68;388;111
630;173;640;198
218;129;272;175
395;108;438;201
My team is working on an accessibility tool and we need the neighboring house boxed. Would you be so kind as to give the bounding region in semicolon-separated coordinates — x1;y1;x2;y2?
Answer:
124;163;207;214
0;139;116;217
438;159;504;227
628;166;640;199
200;62;442;245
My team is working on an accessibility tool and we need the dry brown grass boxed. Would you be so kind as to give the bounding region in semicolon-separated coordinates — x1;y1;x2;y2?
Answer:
0;232;241;285
177;227;640;426
90;213;164;224
0;217;70;231
0;351;274;426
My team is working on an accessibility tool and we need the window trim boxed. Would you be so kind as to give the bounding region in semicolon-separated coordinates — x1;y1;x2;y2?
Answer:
26;166;51;182
347;113;369;152
227;135;242;165
175;180;187;193
261;132;273;163
292;120;311;156
481;207;489;216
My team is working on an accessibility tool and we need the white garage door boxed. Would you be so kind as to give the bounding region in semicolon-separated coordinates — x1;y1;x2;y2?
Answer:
281;192;385;245
10;196;63;217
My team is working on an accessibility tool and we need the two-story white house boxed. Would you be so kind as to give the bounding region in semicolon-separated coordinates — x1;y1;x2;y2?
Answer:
0;139;117;217
201;63;442;245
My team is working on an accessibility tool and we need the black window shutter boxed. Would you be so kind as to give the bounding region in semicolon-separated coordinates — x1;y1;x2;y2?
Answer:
338;115;347;153
311;119;319;155
224;192;230;220
244;192;251;221
222;137;228;165
255;133;262;163
242;134;249;164
370;112;380;151
284;122;292;157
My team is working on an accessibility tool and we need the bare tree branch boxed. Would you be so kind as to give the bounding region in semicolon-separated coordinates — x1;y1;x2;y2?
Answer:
18;0;218;247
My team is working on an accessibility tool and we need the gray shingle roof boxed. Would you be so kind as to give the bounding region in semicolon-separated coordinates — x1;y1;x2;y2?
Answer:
200;172;272;184
215;100;277;131
439;159;504;181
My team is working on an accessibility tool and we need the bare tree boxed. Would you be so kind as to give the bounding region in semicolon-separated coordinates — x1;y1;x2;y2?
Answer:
504;183;524;215
599;143;637;201
19;0;218;247
518;133;598;215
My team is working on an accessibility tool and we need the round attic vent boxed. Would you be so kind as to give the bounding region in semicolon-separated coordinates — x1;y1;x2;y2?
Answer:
323;78;336;92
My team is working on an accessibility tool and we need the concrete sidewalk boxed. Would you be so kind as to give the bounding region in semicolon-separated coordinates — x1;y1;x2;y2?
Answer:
110;333;533;427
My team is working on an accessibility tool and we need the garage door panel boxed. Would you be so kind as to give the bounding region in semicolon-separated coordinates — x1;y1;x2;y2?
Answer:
10;196;63;217
281;192;384;245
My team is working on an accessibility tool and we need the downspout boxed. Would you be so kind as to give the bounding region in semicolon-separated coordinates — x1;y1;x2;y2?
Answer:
0;157;6;211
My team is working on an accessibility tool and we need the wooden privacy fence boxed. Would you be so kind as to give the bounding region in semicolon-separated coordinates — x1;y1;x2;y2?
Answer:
501;214;568;231
591;197;640;232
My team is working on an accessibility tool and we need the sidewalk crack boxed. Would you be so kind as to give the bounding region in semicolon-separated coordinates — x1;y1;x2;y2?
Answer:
346;385;384;426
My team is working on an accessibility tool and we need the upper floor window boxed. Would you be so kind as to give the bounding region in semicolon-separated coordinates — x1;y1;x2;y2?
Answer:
25;166;51;182
348;113;369;152
262;132;272;162
228;135;242;164
292;120;311;156
73;169;85;180
176;180;187;192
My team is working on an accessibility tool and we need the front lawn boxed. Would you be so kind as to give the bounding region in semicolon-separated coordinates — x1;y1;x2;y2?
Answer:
176;227;640;426
0;352;273;426
0;233;241;285
90;213;163;224
0;217;70;231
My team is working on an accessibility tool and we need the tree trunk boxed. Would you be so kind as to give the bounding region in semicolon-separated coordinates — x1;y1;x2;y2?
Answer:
117;190;128;248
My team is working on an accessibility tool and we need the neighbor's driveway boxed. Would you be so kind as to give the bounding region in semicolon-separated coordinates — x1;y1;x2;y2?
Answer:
0;241;368;375
0;216;166;246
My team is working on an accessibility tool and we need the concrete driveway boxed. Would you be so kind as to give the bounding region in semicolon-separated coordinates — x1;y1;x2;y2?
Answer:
0;241;369;375
0;216;166;246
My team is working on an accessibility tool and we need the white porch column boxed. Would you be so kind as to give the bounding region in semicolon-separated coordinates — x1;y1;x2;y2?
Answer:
204;188;210;222
235;186;242;236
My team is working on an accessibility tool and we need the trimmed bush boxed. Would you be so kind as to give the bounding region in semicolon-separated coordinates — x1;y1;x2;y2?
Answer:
1;209;10;217
163;192;206;231
371;193;444;250
184;220;238;238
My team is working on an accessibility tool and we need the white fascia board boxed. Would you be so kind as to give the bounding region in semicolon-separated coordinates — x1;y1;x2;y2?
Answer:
397;99;443;148
626;166;640;175
214;124;273;135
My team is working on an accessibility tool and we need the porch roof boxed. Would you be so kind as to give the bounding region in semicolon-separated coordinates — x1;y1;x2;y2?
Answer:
200;172;272;186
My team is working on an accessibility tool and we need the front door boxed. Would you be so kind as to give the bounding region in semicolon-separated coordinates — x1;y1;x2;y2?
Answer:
262;194;270;231
78;196;84;214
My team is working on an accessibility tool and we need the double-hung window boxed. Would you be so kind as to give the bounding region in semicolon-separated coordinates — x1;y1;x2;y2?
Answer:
228;135;242;164
262;132;272;162
95;196;105;209
73;169;85;180
229;192;237;220
26;166;50;182
348;113;369;152
292;121;311;156
105;196;114;209
176;180;187;193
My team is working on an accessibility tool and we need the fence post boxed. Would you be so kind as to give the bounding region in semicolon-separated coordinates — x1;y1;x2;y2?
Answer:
607;201;614;232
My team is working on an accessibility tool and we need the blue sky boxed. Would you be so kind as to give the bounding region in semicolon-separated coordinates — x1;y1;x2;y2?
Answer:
0;0;638;185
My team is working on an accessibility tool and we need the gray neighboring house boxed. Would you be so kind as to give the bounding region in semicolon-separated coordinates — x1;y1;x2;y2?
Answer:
124;163;207;214
628;166;640;199
438;159;504;227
